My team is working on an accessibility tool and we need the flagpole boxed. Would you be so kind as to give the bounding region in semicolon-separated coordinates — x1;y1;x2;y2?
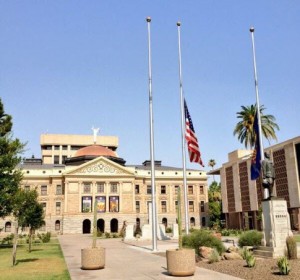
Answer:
177;21;189;235
250;27;267;198
146;16;158;252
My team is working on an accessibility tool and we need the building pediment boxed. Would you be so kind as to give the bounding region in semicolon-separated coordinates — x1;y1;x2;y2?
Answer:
64;157;134;176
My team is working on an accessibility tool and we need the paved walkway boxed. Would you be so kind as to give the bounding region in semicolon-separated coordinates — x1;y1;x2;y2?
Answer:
58;235;244;280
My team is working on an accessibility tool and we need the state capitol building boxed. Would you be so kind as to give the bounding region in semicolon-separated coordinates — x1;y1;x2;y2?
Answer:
1;134;208;235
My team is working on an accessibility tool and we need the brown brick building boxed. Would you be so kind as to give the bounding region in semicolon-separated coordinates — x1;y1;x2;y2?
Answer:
210;136;300;231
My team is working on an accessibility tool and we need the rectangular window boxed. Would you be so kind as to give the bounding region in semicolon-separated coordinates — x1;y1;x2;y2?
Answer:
175;201;178;212
135;185;140;194
71;146;81;150
41;185;47;196
200;185;204;194
175;185;179;194
110;183;118;193
147;185;151;194
83;183;91;193
62;145;68;150
56;185;62;195
189;201;194;212
56;202;61;215
82;196;92;213
54;145;60;150
54;155;59;164
96;196;106;213
161;185;166;194
161;201;167;213
24;185;30;191
109;196;119;212
62;156;67;164
136;201;140;213
200;201;205;212
188;185;193;195
97;183;105;193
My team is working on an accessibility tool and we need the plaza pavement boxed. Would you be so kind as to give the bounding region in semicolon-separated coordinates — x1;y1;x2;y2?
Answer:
58;235;244;280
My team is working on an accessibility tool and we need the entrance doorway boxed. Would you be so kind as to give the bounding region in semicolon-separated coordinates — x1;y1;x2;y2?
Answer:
97;219;105;233
82;219;91;234
110;218;118;233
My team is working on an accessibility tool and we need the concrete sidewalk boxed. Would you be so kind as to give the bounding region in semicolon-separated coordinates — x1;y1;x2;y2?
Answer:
58;235;244;280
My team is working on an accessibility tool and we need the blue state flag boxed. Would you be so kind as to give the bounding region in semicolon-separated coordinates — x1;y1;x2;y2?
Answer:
251;112;261;180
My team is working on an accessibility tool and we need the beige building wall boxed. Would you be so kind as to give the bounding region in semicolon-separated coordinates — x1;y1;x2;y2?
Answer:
0;157;208;235
1;133;209;235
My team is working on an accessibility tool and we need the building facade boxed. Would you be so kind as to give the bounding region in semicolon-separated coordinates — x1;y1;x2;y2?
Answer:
1;134;208;235
213;136;300;231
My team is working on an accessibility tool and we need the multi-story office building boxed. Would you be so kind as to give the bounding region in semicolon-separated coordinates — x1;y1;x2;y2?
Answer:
1;134;208;235
40;134;118;164
210;136;300;231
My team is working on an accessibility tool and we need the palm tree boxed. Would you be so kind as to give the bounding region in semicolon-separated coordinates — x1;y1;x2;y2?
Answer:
208;159;216;181
208;159;216;170
233;104;279;148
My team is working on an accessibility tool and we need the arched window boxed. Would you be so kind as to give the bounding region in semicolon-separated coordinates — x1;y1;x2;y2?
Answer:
55;220;60;231
190;217;195;227
201;217;206;227
110;218;118;233
82;219;91;234
5;222;11;232
134;218;142;237
97;219;105;233
162;217;167;228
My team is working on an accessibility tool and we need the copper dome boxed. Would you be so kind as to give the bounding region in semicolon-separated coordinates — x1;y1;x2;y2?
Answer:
74;145;117;158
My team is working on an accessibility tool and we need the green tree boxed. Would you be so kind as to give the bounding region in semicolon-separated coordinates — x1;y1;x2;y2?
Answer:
233;104;279;148
13;189;45;253
0;98;24;218
208;182;222;229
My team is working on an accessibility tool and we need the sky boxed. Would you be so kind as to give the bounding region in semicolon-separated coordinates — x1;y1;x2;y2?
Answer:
1;1;299;178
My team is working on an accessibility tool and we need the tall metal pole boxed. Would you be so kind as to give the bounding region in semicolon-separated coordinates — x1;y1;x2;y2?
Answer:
146;16;158;251
250;27;264;162
177;22;189;234
250;27;267;198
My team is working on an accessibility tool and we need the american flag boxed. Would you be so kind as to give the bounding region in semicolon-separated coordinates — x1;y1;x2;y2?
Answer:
184;99;204;167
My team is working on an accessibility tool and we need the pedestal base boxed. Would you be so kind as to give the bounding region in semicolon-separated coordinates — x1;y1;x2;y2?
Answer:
260;198;293;258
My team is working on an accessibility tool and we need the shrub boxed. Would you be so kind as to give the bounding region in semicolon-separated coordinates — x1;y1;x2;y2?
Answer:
220;229;230;236
1;234;14;245
182;229;225;255
277;256;291;275
104;232;111;238
242;248;256;267
286;236;297;260
97;230;103;237
166;227;172;233
208;248;220;263
112;233;119;238
238;230;263;248
37;232;51;243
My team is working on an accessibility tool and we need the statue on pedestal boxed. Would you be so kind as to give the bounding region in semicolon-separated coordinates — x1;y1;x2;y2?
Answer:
262;152;276;199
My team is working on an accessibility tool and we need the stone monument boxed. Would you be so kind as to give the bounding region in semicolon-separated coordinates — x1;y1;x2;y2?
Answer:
258;152;293;258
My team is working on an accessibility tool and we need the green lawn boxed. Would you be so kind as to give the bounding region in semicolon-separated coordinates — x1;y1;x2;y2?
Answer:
0;239;70;280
